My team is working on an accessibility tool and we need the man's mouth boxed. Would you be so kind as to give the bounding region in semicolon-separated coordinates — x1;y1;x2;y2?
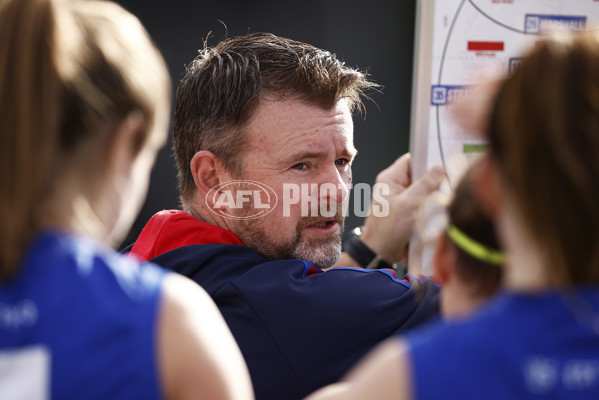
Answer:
305;219;340;234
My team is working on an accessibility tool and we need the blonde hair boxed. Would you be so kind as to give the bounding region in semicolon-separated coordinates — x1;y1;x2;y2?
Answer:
489;32;599;285
0;0;171;279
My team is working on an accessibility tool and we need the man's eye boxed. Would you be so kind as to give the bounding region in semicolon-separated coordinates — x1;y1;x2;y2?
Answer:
291;163;307;170
335;158;349;166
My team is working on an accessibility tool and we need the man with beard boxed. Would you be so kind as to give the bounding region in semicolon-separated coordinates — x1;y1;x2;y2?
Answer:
129;33;444;400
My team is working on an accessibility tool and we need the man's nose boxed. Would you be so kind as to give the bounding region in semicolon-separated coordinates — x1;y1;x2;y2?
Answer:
317;166;349;206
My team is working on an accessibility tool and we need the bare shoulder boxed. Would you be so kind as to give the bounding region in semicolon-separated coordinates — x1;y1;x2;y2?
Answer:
306;338;412;400
159;273;254;400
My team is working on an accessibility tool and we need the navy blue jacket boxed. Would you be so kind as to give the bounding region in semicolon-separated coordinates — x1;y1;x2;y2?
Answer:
131;210;440;400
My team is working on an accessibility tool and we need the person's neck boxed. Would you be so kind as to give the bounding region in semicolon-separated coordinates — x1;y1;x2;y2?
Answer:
41;193;112;246
183;200;235;233
498;205;553;292
441;283;489;320
185;206;207;223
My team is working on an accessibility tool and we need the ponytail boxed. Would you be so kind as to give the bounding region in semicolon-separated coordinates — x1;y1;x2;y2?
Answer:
0;0;62;280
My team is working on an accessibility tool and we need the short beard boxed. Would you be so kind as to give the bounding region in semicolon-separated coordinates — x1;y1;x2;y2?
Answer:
234;205;345;269
290;230;342;269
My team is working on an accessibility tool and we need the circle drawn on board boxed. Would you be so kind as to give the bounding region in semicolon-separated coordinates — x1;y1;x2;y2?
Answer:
434;0;543;191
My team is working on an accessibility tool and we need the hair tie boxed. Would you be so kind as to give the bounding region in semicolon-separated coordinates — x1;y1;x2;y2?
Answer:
446;224;505;266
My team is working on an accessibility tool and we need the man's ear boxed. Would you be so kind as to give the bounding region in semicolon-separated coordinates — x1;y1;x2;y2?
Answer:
433;235;454;285
473;155;501;219
190;151;231;208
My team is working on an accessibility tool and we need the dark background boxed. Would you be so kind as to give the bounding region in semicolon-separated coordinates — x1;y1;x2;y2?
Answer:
116;0;418;245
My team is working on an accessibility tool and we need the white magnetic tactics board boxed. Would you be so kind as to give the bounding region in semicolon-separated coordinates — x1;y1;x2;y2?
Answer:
410;0;599;186
408;0;599;274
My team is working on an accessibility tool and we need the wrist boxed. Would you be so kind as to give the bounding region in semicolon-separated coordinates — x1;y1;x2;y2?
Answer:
359;225;394;262
342;227;393;269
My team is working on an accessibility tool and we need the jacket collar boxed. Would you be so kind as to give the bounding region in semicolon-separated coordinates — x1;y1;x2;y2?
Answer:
130;210;243;261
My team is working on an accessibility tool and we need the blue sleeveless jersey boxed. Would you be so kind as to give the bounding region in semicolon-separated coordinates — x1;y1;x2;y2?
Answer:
0;231;167;399
407;290;599;399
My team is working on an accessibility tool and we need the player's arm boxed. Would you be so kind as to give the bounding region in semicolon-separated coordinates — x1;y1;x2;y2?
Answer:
158;273;254;400
305;338;412;400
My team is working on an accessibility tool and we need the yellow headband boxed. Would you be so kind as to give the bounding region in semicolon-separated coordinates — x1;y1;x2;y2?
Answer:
446;224;505;266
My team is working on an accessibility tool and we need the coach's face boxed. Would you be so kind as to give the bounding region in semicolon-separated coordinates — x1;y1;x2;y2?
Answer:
228;96;355;269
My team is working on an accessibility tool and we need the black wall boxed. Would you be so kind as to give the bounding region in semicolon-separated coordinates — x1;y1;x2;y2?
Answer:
117;0;417;245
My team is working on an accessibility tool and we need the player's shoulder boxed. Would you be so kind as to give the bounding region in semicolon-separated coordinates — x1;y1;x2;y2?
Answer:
32;230;166;301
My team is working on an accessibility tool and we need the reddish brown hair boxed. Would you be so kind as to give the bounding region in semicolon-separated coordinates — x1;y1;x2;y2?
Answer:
447;167;502;298
488;32;599;285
